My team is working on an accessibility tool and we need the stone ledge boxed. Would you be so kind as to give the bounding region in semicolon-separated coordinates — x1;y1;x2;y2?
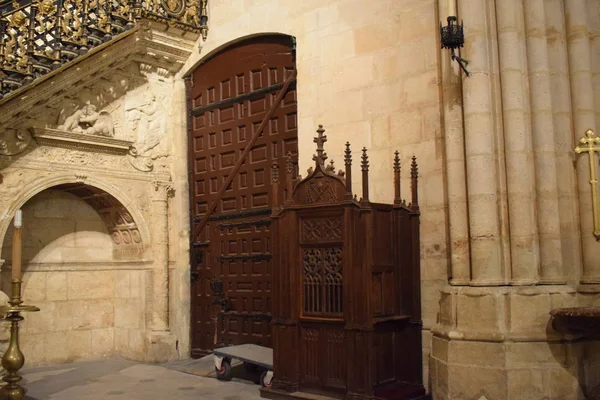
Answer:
3;160;171;183
435;284;585;343
30;128;134;155
2;261;153;272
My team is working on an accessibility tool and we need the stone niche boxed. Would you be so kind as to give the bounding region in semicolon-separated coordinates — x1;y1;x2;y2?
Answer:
0;189;151;365
0;18;197;367
0;61;180;365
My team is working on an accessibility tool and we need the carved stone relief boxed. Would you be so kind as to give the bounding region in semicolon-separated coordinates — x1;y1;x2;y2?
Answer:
0;128;32;156
1;62;173;179
20;146;135;171
57;101;115;137
126;89;170;172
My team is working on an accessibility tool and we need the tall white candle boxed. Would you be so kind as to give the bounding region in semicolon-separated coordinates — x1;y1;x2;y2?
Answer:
448;0;456;17
14;209;22;228
12;210;22;282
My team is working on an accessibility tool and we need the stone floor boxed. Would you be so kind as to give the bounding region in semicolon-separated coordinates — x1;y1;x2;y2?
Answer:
19;357;262;400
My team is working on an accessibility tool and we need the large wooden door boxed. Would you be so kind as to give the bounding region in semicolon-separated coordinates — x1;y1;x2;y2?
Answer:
187;35;298;356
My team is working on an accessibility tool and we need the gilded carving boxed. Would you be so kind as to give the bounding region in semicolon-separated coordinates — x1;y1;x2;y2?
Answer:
161;0;185;16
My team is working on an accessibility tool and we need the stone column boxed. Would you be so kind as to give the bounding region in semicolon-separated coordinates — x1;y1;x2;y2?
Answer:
151;181;172;331
440;1;470;285
565;1;600;282
546;0;582;274
458;0;506;285
524;0;565;284
496;0;539;285
592;2;600;132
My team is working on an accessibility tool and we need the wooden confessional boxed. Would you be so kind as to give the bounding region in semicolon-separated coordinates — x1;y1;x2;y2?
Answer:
261;126;428;400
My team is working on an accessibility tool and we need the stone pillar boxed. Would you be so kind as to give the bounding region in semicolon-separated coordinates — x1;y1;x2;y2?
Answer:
496;0;539;285
524;0;564;284
151;181;172;331
545;0;582;274
592;2;600;132
440;0;470;285
458;0;506;285
565;1;600;282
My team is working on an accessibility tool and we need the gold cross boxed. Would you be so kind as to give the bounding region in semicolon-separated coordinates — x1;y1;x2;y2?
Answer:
575;129;600;240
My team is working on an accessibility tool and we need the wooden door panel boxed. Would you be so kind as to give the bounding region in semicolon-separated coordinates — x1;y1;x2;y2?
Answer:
189;36;296;354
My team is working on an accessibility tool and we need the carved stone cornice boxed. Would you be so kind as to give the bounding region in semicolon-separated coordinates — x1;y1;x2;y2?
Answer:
30;127;134;155
5;158;171;183
0;21;195;131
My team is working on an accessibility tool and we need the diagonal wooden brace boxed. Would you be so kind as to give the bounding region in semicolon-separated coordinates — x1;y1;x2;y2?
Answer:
193;68;298;242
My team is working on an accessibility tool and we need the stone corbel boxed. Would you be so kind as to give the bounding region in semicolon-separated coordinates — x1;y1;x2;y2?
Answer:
0;128;32;156
128;149;156;172
152;180;175;199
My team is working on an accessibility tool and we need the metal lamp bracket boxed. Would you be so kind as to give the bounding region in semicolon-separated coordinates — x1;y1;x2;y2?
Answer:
441;16;470;77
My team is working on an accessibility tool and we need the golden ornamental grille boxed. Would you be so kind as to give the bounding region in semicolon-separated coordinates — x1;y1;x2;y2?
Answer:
0;0;208;98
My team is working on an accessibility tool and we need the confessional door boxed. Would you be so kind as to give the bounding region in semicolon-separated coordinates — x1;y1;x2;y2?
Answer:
187;35;297;357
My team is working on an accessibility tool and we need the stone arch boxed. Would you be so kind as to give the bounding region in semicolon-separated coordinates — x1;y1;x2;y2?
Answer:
182;32;294;78
0;173;151;262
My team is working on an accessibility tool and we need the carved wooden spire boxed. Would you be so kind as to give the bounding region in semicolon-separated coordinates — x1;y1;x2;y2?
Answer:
271;162;280;208
271;161;280;184
344;142;353;199
393;151;401;205
326;159;335;173
361;147;369;203
285;152;294;204
312;125;328;166
410;155;419;211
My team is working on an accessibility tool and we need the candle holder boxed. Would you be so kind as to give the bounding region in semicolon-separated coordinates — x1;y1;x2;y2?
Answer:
0;280;39;400
440;16;470;76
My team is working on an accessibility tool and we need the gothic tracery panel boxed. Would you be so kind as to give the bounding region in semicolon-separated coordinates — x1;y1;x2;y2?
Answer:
302;246;343;317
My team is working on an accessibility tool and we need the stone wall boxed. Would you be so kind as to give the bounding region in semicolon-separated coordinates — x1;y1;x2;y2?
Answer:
430;0;600;398
0;190;151;365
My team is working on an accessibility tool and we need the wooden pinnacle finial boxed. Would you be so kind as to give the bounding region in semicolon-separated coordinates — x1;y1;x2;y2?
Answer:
344;142;352;166
326;159;335;173
361;147;370;203
285;151;294;173
312;125;328;166
410;155;418;178
410;155;419;211
271;162;279;184
361;147;369;171
271;162;280;207
394;151;401;205
344;142;353;199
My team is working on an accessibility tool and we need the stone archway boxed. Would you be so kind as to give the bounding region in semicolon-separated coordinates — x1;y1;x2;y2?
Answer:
0;175;153;365
0;175;150;261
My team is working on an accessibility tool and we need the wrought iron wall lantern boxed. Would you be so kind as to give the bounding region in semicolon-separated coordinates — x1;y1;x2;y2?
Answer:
200;0;209;41
440;14;469;76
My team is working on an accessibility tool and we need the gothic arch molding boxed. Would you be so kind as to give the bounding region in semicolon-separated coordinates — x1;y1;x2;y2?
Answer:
0;174;151;262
